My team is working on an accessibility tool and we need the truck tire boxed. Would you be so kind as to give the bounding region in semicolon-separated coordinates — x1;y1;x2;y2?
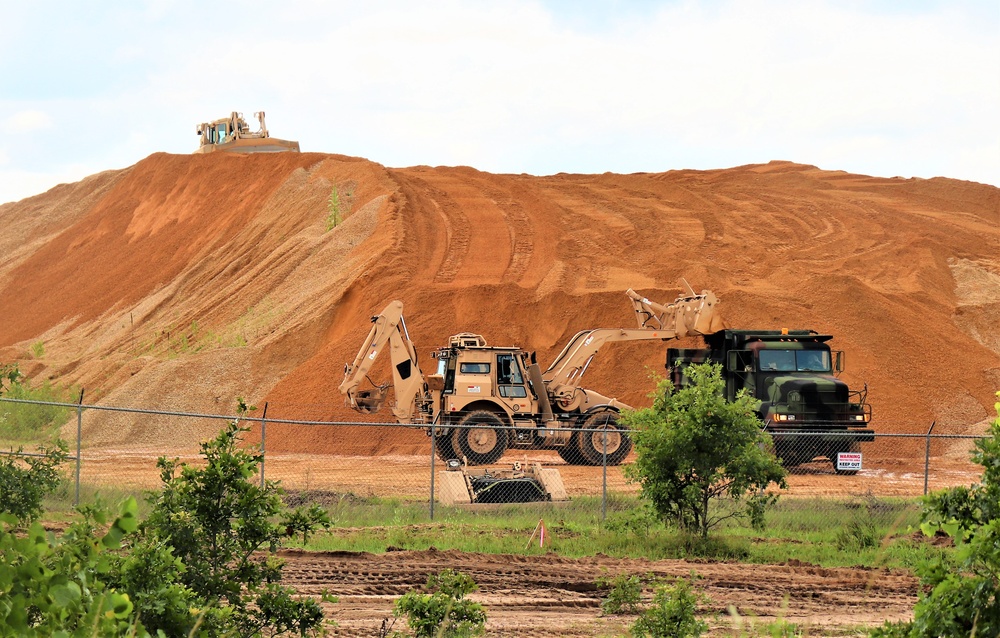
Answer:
576;411;632;466
452;410;508;465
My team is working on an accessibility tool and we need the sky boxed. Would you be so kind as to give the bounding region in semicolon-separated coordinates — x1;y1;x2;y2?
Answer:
1;0;998;205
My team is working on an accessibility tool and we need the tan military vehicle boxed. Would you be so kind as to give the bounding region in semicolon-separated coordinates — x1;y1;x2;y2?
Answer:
339;285;723;466
194;111;299;154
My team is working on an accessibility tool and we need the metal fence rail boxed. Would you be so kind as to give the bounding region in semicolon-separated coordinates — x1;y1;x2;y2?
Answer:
0;396;989;520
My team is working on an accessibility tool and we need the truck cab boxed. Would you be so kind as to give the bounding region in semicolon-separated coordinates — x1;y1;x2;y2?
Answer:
668;329;873;473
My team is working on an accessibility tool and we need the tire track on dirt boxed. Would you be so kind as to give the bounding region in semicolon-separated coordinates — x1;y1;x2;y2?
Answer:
278;548;918;636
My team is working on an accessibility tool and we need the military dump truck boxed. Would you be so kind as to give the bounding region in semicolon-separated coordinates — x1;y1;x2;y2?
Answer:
668;329;873;474
194;111;300;154
339;286;724;466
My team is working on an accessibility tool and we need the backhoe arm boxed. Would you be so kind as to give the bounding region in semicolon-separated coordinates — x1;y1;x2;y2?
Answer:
543;288;724;404
338;300;425;422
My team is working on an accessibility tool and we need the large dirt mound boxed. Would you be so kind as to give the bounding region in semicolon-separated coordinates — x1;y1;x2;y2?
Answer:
0;154;997;453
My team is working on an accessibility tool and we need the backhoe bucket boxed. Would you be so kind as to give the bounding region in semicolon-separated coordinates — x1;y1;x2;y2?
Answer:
351;387;388;413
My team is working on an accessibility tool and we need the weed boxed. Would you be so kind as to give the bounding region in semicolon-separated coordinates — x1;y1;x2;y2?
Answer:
326;186;342;230
30;341;45;359
630;574;708;637
598;572;644;615
835;516;880;551
393;569;486;637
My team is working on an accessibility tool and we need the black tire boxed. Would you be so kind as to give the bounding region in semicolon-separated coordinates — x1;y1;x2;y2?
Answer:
452;410;508;465
556;431;584;465
576;411;632;466
432;428;459;462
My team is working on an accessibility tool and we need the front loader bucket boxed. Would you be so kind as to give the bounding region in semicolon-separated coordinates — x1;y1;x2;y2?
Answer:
351;387;388;413
691;291;727;335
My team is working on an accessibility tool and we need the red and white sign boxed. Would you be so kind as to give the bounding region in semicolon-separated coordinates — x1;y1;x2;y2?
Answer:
467;385;481;394
836;452;862;471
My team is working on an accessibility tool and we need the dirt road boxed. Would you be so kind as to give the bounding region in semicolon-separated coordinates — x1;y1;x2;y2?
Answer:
280;547;918;636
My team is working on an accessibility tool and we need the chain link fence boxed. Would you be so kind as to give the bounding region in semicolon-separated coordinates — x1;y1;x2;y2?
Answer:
0;396;989;527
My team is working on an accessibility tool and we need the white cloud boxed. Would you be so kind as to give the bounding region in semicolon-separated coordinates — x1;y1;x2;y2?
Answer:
4;110;52;134
0;0;997;206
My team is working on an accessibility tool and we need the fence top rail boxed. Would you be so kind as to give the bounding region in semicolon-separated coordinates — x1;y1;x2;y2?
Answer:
0;397;989;439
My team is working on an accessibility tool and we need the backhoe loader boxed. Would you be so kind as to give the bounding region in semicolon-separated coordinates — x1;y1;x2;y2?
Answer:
338;286;723;465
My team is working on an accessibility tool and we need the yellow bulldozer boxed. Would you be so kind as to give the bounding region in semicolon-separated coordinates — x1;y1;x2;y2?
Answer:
194;111;299;154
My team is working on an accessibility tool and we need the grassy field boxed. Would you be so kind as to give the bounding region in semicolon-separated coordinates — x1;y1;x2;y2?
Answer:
38;478;946;571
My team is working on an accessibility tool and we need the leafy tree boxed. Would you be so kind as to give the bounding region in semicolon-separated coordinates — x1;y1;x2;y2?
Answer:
133;411;332;637
393;569;487;637
623;363;786;538
0;498;155;637
871;392;1000;637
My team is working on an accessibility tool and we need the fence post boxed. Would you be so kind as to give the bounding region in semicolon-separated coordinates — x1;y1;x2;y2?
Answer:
430;422;436;521
75;389;84;507
602;426;608;521
923;421;936;496
259;402;268;489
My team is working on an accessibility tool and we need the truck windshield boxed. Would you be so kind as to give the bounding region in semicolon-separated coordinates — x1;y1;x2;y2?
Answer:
759;350;830;372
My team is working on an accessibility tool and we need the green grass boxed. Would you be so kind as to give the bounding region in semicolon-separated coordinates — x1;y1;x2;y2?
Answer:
285;491;945;570
41;481;947;571
0;381;77;443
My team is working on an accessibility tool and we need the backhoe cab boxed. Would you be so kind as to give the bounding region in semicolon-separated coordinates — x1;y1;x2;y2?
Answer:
339;286;723;466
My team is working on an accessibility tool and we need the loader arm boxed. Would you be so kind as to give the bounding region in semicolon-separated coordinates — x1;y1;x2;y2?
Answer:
338;300;426;423
542;288;724;403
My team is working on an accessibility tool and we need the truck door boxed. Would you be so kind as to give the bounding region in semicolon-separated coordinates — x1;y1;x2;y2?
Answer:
726;350;755;400
496;353;529;413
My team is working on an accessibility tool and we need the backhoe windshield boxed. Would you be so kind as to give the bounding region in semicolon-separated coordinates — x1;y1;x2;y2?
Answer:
758;349;830;372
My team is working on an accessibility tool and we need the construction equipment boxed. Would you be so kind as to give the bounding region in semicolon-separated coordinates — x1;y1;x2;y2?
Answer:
338;285;723;466
436;460;569;505
194;111;300;154
667;329;873;474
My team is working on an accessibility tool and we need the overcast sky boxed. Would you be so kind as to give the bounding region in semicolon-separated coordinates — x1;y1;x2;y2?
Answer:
1;0;997;205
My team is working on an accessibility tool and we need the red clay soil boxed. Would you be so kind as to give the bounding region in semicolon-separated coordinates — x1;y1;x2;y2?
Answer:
0;153;997;454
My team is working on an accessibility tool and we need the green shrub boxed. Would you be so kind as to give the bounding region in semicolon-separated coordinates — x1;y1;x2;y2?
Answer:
0;440;68;524
393;569;487;637
630;575;708;637
598;572;644;615
0;498;152;637
133;410;333;636
876;392;1000;636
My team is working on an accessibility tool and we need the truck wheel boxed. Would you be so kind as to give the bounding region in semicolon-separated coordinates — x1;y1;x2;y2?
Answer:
577;411;632;466
452;411;508;465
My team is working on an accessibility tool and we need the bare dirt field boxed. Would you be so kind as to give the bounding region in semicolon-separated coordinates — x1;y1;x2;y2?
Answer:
280;547;919;636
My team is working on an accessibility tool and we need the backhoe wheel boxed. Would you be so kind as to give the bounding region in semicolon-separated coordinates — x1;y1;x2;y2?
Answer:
556;432;584;465
432;428;458;463
452;410;508;465
577;411;632;466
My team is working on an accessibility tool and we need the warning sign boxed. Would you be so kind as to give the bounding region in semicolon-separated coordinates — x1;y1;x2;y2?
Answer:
836;452;862;472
